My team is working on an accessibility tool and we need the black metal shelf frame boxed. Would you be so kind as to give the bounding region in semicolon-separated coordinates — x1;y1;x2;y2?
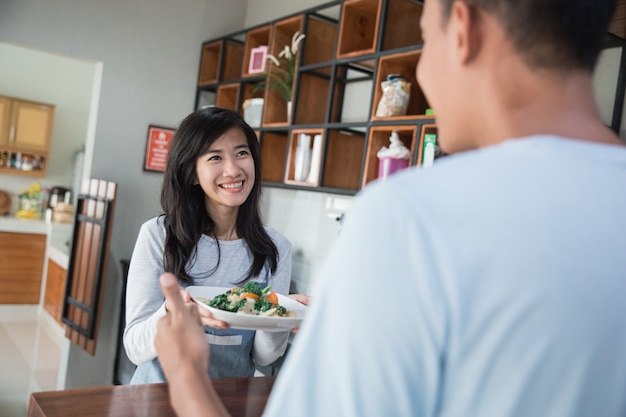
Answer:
196;0;626;196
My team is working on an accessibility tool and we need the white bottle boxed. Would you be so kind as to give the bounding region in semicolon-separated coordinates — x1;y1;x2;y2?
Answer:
422;133;437;168
306;134;323;184
294;134;311;182
15;152;22;170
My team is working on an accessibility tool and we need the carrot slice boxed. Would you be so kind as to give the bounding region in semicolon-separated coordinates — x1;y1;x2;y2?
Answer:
266;292;278;305
241;292;260;300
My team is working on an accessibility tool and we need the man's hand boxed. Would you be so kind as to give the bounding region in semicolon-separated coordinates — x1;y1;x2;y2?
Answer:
155;273;231;417
155;273;209;381
287;294;311;333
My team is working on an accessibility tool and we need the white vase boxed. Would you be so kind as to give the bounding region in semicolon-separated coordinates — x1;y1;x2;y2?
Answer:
287;101;292;122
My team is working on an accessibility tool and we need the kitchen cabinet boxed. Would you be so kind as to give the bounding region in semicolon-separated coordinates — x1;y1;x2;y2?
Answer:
0;95;55;178
194;0;438;196
0;231;46;304
44;258;67;326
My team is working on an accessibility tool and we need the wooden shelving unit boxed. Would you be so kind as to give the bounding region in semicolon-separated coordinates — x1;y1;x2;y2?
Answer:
380;0;424;51
371;50;430;120
285;128;325;187
193;0;626;193
198;41;222;85
242;25;272;78
195;0;436;196
362;125;416;187
259;131;289;183
416;123;445;165
216;83;240;110
294;65;337;125
263;16;305;126
322;128;365;191
336;0;383;59
198;39;245;86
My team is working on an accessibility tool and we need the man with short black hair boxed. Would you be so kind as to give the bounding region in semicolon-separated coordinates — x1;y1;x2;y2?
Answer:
155;0;626;415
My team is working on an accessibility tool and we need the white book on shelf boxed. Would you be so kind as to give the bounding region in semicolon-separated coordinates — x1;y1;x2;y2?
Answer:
306;134;322;184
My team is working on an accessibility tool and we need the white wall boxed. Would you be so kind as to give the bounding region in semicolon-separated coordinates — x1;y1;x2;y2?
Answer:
244;0;332;27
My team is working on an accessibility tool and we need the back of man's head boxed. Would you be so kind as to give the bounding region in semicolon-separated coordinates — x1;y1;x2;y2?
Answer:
436;0;618;71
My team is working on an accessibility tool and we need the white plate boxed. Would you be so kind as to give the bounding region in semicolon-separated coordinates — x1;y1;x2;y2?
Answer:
186;286;307;332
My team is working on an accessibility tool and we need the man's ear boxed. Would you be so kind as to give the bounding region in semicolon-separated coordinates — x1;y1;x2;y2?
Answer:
450;0;481;65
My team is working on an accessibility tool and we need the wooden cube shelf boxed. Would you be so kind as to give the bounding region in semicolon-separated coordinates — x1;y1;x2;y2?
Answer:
285;128;325;186
301;15;338;66
331;64;374;123
336;0;383;59
241;80;266;104
381;0;424;51
198;39;244;86
362;125;416;187
243;25;272;78
216;83;240;110
260;131;289;183
371;50;430;120
198;41;222;85
321;129;365;191
195;1;442;195
263;16;304;126
294;66;340;125
222;40;245;81
416;124;445;166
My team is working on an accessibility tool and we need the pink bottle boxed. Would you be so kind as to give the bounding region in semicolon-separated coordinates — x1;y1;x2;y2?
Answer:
376;131;410;180
378;157;409;179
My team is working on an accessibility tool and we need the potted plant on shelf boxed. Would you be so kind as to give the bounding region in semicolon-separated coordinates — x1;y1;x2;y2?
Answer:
255;31;305;121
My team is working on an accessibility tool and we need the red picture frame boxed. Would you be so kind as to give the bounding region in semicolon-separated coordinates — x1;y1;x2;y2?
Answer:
143;125;175;172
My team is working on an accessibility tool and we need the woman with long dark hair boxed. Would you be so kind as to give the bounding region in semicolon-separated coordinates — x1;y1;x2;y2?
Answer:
124;107;292;383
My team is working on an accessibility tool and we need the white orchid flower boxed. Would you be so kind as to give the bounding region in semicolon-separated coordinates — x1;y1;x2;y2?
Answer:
266;54;280;66
278;45;292;60
291;32;306;55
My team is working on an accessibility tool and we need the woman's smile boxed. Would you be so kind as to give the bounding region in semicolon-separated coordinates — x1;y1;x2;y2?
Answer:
219;180;245;190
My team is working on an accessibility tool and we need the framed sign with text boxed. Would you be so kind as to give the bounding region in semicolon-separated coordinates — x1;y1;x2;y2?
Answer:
143;125;175;172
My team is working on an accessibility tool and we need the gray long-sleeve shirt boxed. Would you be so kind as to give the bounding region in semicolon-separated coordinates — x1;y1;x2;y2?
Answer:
123;216;292;380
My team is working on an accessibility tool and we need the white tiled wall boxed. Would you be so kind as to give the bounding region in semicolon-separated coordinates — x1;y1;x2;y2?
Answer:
260;187;353;294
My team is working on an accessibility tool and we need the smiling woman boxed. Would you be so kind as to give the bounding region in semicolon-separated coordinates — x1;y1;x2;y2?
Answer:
195;127;255;229
123;107;293;383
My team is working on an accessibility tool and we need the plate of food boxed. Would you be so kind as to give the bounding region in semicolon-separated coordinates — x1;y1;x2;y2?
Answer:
186;282;307;332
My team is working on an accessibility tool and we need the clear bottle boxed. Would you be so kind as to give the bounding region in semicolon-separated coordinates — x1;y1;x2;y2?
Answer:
39;187;50;219
15;152;22;170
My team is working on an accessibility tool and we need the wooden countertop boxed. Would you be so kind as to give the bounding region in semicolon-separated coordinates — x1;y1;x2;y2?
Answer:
28;376;275;417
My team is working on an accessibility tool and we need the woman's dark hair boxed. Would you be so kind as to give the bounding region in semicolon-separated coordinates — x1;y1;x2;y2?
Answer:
160;106;278;285
438;0;618;71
